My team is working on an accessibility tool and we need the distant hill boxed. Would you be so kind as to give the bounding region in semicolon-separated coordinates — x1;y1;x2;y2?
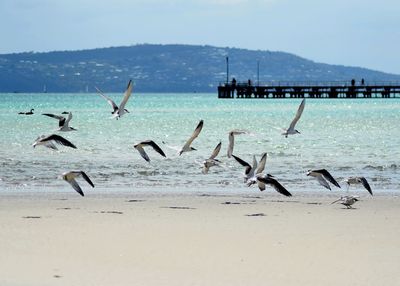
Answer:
0;44;399;93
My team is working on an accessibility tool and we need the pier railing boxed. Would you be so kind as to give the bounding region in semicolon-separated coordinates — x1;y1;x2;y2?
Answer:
218;80;400;99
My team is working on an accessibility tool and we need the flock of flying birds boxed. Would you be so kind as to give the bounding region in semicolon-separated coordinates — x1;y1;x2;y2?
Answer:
18;80;373;208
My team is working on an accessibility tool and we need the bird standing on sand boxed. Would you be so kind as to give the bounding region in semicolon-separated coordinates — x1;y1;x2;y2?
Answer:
179;120;203;155
331;195;359;209
32;134;77;150
227;129;249;158
344;176;373;195
18;109;34;115
202;141;222;174
282;98;305;137
307;169;341;190
133;140;166;162
62;171;94;196
95;79;133;119
42;112;77;131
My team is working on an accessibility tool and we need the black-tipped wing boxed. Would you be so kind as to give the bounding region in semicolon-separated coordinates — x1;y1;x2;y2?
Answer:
42;113;66;127
256;153;267;174
142;140;166;158
231;155;252;175
44;134;77;149
288;98;305;130
134;144;151;162
67;178;85;196
315;169;341;188
118;79;133;111
95;86;119;112
360;177;372;195
182;120;204;150
209;141;221;160
257;176;292;197
80;171;95;188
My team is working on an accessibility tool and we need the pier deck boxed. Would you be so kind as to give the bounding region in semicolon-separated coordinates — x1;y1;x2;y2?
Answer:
218;81;400;99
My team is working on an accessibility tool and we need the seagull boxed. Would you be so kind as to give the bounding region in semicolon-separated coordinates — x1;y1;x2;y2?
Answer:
231;153;267;187
282;98;305;137
344;176;373;196
95;79;133;119
331;195;359;209
227;129;249;158
42;112;77;131
256;175;292;197
133;140;166;162
18;109;34;115
307;169;341;190
179;120;203;155
202;141;222;174
32;134;77;150
62;171;94;196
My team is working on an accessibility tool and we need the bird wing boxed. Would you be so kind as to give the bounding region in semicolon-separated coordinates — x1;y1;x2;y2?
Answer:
80;171;95;188
182;120;204;150
288;98;306;131
231;155;252;175
257;178;266;191
256;153;267;174
134;144;151;162
360;177;373;195
42;113;66;127
209;141;222;160
118;79;133;111
66;178;84;196
95;86;119;112
316;174;331;190
44;134;77;149
142;140;166;158
227;132;234;158
64;112;73;126
258;176;292;197
317;169;341;188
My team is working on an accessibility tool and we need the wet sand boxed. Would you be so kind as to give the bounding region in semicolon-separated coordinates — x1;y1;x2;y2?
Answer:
0;190;399;286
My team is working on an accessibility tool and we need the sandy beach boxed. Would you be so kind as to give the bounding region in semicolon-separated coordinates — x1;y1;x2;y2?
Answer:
0;189;399;286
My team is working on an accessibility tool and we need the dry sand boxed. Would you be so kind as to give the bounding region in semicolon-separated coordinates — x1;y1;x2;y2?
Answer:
0;189;399;286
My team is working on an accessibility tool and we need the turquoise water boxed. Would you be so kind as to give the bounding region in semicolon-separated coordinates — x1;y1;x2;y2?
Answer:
0;93;399;193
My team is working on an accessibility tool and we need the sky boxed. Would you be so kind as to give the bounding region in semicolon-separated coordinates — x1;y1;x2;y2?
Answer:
1;0;399;74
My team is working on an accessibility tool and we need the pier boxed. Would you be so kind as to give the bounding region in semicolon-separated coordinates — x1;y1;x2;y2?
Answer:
218;80;400;99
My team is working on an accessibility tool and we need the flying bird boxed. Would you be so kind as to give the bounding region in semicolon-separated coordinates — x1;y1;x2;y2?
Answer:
307;169;341;190
344;176;373;196
231;153;267;187
282;98;305;137
18;109;34;115
42;112;77;131
256;175;292;197
202;141;222;174
179;120;203;155
95;79;133;119
62;171;94;196
331;195;359;209
32;134;77;150
227;129;249;158
133;140;166;162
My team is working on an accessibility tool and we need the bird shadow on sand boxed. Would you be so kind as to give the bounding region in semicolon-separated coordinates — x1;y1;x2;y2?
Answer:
160;206;197;210
245;213;266;217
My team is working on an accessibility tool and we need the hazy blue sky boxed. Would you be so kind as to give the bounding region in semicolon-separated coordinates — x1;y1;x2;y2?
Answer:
1;0;399;74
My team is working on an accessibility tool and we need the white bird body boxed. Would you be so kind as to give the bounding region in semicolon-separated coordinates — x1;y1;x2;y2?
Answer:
96;79;133;119
282;99;305;137
62;171;94;196
179;120;203;155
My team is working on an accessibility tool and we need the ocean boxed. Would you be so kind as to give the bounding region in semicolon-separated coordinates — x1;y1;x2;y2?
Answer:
0;92;399;193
